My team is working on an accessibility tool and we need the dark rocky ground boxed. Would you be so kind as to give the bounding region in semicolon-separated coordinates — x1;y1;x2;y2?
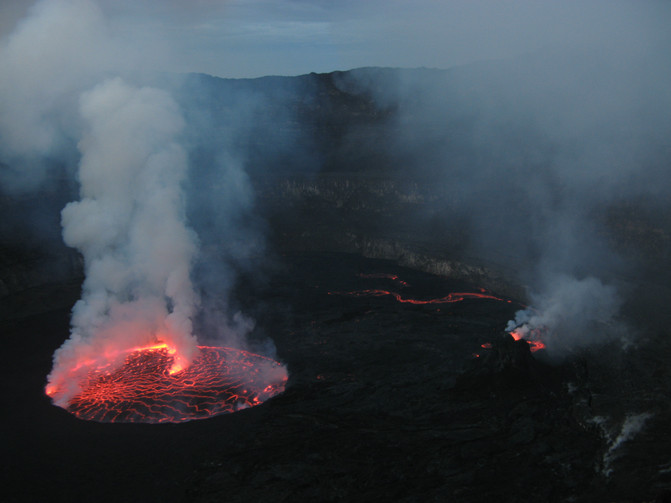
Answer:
4;252;671;502
3;65;671;502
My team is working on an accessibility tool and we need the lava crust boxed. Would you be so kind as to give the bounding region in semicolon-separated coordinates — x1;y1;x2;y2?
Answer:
55;345;287;423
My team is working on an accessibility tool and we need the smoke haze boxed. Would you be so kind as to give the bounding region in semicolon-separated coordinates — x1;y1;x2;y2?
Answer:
506;274;624;356
2;0;670;369
47;78;200;404
326;8;671;355
0;0;271;403
0;0;144;191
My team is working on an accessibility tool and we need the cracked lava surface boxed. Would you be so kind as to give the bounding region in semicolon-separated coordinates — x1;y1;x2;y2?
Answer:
46;344;288;423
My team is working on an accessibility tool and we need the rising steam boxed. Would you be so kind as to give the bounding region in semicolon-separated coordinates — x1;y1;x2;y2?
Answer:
505;274;624;357
3;0;669;389
0;0;131;191
46;78;200;405
335;28;671;355
0;0;263;406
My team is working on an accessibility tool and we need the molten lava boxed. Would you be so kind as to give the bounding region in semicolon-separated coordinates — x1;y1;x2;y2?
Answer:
46;344;287;423
509;330;546;353
331;288;510;305
336;271;546;358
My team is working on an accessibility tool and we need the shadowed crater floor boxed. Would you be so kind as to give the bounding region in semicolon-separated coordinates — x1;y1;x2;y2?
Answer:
4;252;671;502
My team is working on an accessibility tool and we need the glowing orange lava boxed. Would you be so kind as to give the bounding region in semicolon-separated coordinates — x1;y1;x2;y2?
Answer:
335;272;544;358
46;344;287;423
330;288;510;304
509;330;546;353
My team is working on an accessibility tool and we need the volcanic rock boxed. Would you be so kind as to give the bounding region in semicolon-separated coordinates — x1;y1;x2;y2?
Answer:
453;333;557;394
3;66;671;503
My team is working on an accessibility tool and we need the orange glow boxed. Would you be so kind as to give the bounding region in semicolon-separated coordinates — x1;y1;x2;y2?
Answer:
335;271;540;358
509;330;546;353
167;351;186;375
168;362;185;374
330;288;506;304
46;344;287;423
332;271;515;306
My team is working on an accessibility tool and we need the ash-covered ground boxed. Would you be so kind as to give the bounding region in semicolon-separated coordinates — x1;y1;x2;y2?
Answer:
5;252;671;502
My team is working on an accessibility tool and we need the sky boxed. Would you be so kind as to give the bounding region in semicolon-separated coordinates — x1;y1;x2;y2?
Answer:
2;0;670;79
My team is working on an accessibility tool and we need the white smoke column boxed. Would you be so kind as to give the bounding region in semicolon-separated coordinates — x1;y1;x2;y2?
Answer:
47;78;200;405
506;274;623;356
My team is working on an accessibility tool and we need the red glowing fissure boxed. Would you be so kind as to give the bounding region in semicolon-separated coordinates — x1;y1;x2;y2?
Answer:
334;272;546;355
330;288;511;305
46;343;287;423
509;330;546;353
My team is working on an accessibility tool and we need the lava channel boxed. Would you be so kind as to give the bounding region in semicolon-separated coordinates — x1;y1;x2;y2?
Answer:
46;344;288;423
330;288;511;304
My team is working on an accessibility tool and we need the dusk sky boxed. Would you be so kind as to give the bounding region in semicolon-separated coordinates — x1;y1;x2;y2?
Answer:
2;0;670;78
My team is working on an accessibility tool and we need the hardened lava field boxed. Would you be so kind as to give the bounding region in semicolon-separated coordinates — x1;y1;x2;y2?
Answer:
56;345;287;423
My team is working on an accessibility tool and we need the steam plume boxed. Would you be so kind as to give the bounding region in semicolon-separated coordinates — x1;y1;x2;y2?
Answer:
47;78;199;404
337;32;670;356
0;0;130;191
506;274;623;356
0;0;206;405
0;1;274;409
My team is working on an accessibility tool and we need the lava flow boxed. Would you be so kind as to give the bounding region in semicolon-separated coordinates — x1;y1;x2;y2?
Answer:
331;288;511;305
509;329;547;353
46;344;288;423
332;271;512;305
335;272;545;357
